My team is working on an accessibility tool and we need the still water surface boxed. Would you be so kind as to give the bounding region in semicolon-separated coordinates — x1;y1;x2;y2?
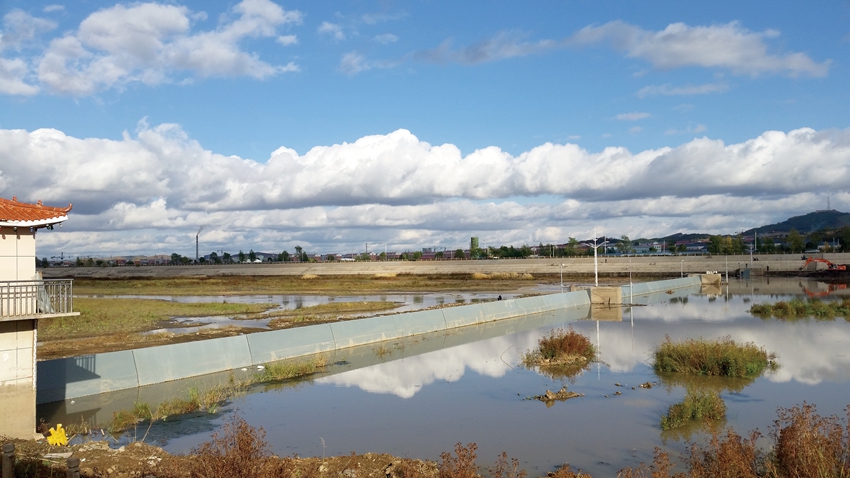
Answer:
78;278;850;475
81;292;514;334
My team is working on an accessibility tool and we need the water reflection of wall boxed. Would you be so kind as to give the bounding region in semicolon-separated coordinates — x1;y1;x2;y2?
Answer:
320;292;850;399
317;306;597;398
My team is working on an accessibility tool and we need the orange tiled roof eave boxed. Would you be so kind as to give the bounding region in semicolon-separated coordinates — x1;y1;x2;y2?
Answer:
0;196;72;228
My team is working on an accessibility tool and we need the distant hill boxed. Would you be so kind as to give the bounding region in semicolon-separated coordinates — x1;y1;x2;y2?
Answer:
746;210;850;235
637;210;850;243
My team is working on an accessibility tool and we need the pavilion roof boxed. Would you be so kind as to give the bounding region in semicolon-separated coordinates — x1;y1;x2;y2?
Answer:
0;196;72;228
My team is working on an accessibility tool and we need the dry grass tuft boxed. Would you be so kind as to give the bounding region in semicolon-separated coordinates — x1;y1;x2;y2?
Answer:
374;272;398;278
523;327;596;367
300;274;318;280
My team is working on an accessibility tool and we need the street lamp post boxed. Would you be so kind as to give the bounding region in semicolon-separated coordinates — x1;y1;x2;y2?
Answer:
592;227;609;287
681;259;684;278
560;263;564;292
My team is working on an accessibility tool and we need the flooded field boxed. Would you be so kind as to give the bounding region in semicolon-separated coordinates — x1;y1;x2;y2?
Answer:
43;277;850;476
78;292;514;334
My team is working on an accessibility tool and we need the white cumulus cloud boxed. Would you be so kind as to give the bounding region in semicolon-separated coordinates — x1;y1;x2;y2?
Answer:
318;21;345;41
571;21;829;77
616;112;651;121
637;83;729;98
374;33;398;44
3;0;302;96
4;124;850;256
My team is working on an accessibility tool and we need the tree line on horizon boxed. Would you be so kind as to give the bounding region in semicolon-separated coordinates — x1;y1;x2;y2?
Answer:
39;225;850;268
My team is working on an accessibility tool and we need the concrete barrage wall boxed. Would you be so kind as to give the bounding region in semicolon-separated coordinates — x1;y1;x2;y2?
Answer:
620;275;701;298
38;277;698;404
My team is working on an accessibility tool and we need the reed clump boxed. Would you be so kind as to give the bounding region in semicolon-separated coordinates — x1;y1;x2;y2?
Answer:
523;327;596;367
750;298;850;321
653;336;776;378
660;388;727;430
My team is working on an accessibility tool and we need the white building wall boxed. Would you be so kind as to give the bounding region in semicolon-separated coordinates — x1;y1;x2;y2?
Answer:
0;226;37;281
0;226;39;438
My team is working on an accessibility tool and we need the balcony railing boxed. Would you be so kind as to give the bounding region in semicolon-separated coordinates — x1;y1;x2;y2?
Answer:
0;279;75;319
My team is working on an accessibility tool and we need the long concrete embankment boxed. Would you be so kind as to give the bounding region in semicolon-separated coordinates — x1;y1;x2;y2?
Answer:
37;276;703;404
41;254;850;279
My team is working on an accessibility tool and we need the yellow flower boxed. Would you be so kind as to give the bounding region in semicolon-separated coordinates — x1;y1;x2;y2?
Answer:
46;424;68;446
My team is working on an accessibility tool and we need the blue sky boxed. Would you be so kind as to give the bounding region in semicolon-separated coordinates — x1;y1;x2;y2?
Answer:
1;0;849;258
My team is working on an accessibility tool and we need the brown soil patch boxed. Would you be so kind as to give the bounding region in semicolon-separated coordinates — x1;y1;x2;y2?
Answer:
0;437;431;478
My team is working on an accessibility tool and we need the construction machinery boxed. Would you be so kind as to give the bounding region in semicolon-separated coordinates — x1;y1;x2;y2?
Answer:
800;257;847;271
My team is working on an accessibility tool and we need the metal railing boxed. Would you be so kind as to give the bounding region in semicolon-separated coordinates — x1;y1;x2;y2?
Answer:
0;279;74;318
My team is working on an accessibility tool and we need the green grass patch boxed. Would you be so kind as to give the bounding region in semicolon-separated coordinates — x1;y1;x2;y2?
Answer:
255;355;329;382
39;298;277;340
660;388;727;430
653;336;776;378
750;298;850;321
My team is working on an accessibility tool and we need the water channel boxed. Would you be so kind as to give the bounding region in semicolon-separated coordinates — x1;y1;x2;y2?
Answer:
44;277;850;476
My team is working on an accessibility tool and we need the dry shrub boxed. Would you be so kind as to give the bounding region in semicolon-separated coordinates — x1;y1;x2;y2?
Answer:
301;274;318;280
685;428;760;478
387;458;439;478
526;327;595;364
617;448;683;478
439;442;478;478
765;402;850;478
521;273;534;280
187;415;296;478
489;452;527;478
549;464;593;478
472;272;490;280
375;273;397;278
